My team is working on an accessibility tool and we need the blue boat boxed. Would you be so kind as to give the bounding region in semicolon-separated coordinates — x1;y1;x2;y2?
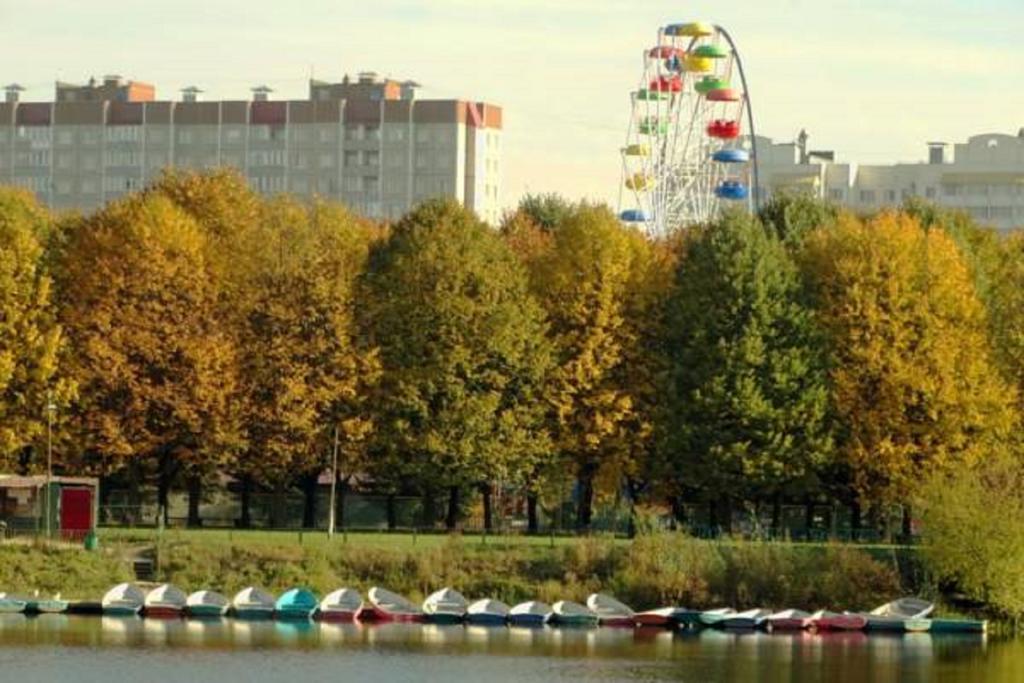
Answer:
714;181;749;201
619;209;648;223
508;600;551;626
465;598;510;625
274;587;318;620
712;149;750;164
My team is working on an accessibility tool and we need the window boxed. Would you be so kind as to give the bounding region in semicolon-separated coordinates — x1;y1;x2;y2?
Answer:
81;178;98;194
80;129;100;144
56;130;74;145
319;153;335;168
55;179;72;195
344;125;363;142
829;188;844;200
364;176;379;193
365;125;380;140
103;175;142;193
252;175;285;193
318;127;335;143
415;154;428;169
416;127;430;143
148;129;166;144
26;150;50;166
343;175;362;191
925;187;936;199
82;154;99;170
942;184;959;197
859;190;876;203
224;128;243;143
885;190;896;202
344;151;360;168
365;151;380;166
177;130;194;144
387;127;406;142
248;149;285;166
106;150;140;166
106;126;140;142
56;152;73;170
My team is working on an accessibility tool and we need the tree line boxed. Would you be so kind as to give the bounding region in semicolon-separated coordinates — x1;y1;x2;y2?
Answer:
1;170;1021;535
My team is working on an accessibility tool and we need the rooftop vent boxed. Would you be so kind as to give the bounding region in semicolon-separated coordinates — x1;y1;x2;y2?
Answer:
103;74;123;87
927;142;949;165
4;83;25;103
181;86;203;103
357;71;378;84
251;85;273;102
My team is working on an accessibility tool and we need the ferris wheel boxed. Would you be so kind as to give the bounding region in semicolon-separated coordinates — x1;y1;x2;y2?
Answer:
618;22;760;237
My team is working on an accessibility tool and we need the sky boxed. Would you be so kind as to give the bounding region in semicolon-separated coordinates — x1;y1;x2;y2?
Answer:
2;0;1022;209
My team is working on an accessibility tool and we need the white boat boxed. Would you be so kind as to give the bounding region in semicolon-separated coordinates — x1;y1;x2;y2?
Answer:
586;593;635;626
422;587;468;623
185;590;230;617
0;592;28;613
549;600;599;626
364;587;423;622
144;583;187;617
319;588;363;621
860;597;935;631
721;608;772;629
102;583;146;616
765;608;811;630
465;598;510;625
231;586;276;619
508;600;551;626
698;607;735;627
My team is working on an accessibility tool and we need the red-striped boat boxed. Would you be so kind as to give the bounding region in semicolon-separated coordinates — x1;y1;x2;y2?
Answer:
765;609;812;631
806;610;867;631
360;587;423;622
586;593;635;627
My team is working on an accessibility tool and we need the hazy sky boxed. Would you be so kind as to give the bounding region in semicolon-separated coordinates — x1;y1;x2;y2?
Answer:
2;0;1022;208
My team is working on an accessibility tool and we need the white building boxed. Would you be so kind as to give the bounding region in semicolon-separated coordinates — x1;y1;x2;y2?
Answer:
753;130;1024;230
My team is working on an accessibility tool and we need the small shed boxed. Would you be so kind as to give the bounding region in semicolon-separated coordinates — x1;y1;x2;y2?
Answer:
0;474;99;539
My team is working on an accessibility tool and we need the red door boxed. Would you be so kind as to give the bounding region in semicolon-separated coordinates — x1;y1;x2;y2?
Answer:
60;488;93;539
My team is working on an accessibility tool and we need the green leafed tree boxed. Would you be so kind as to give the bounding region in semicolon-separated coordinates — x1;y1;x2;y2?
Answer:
665;210;833;532
362;198;551;531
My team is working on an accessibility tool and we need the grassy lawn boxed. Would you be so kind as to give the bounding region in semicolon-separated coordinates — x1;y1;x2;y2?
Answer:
97;526;600;551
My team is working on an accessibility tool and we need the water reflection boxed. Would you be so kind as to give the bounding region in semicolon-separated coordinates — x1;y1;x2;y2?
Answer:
0;614;1008;683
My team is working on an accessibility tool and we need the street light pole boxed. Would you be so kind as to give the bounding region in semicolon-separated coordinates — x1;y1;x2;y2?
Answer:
327;425;339;538
45;391;56;540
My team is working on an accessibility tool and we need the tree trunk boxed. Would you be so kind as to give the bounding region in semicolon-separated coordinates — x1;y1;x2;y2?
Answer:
157;461;171;528
670;496;686;529
901;505;913;540
446;485;461;531
707;500;718;535
301;473;318;529
720;495;734;536
336;477;348;530
239;475;252;529
771;493;782;536
386;493;397;530
481;482;493;533
526;493;539;533
850;500;862;540
804;498;815;540
186;474;202;528
268;481;286;529
575;466;595;531
422;490;438;528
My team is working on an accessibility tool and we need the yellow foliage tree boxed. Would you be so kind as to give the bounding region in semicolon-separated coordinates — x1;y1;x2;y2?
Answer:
0;189;73;471
802;211;1016;514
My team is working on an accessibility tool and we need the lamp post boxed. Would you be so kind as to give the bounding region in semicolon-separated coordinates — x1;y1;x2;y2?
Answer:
45;392;56;540
327;426;339;538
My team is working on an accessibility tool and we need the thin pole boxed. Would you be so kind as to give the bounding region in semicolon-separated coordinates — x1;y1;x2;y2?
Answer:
327;425;339;537
45;391;55;539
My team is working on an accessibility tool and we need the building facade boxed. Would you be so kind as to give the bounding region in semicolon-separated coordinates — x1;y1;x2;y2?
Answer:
0;73;503;224
753;130;1024;231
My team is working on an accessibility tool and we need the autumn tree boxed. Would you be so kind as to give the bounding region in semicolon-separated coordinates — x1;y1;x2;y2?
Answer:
528;203;661;530
665;210;833;533
58;194;236;524
232;198;381;528
363;199;551;531
0;189;72;472
801;211;1015;528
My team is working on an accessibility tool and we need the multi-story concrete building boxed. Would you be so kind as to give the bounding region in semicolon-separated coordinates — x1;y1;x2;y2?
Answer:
0;73;503;224
753;129;1024;230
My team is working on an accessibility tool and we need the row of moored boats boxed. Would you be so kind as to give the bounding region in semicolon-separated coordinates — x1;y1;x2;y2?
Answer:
0;586;985;634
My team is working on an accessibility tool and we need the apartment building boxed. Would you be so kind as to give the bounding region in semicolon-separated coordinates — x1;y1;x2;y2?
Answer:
0;73;503;224
753;129;1024;230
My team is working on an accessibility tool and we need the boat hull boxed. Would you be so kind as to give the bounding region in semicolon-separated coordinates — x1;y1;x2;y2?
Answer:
465;613;508;625
318;609;359;622
670;609;703;627
812;615;866;631
0;601;27;614
767;618;807;631
634;613;672;627
548;614;598;627
929;618;986;634
144;606;184;619
187;605;228;618
358;605;423;623
721;618;763;630
103;605;141;616
424;613;464;624
598;616;636;627
275;607;316;620
28;600;69;614
698;614;730;627
508;614;547;626
233;607;275;620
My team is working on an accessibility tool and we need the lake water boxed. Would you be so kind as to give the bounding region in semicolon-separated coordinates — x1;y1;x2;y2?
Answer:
0;614;1018;682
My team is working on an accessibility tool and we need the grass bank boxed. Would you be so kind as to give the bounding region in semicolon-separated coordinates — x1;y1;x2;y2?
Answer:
3;531;926;613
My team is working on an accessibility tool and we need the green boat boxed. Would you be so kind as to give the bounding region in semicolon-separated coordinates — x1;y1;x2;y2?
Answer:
929;618;987;634
231;586;276;620
423;587;467;624
186;590;229;618
26;598;68;614
548;600;599;626
904;618;932;633
670;608;704;628
274;587;318;620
